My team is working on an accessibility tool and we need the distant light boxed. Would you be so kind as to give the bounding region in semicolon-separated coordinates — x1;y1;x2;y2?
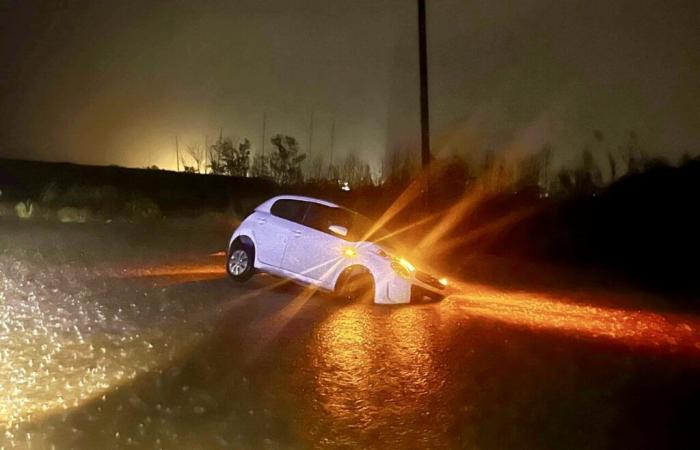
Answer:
341;181;350;191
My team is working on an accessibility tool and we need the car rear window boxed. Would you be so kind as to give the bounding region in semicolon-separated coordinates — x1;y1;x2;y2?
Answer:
270;199;308;224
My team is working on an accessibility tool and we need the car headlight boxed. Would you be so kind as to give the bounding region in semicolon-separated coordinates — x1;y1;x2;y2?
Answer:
389;257;416;280
375;248;416;279
390;261;411;279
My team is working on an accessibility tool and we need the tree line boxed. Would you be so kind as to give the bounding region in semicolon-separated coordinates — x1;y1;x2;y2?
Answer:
161;129;692;196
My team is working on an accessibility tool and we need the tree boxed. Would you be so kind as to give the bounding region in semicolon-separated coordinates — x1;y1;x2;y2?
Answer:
208;135;251;176
250;153;270;178
306;154;324;181
574;147;602;193
340;154;372;187
225;138;251;176
622;130;644;175
269;134;306;184
207;135;226;175
607;151;617;180
538;143;553;190
384;149;417;186
186;142;205;173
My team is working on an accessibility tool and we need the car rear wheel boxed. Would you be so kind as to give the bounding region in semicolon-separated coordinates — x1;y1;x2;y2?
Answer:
227;241;255;282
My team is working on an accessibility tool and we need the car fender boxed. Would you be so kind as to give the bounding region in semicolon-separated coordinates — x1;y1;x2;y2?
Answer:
328;244;405;303
228;219;261;267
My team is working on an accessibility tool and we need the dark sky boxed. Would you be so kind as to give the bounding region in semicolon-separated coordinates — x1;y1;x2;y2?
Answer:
1;0;699;174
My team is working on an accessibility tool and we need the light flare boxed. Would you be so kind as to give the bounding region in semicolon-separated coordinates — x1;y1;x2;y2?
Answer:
450;281;700;354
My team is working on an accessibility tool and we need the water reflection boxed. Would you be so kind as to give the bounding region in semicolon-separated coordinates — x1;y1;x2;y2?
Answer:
306;304;453;448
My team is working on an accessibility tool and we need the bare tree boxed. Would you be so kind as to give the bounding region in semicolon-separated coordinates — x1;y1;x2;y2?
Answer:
340;154;372;187
307;154;324;181
250;153;270;178
384;149;417;186
186;142;205;173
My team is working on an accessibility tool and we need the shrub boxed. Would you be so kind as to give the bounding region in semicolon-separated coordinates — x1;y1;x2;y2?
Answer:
15;200;34;219
125;197;161;222
39;181;61;204
56;207;89;223
60;185;121;208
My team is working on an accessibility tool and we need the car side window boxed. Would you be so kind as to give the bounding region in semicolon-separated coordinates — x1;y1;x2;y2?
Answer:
270;200;308;224
304;204;352;236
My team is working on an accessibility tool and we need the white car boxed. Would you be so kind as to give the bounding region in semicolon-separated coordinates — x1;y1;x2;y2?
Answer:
226;195;450;304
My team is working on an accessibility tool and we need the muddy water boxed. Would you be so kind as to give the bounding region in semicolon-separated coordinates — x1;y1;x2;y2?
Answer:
3;264;699;449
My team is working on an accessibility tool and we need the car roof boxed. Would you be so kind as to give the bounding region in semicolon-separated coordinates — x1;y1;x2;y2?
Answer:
255;195;340;213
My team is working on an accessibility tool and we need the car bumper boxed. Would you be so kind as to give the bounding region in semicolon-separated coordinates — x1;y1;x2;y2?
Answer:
376;270;449;304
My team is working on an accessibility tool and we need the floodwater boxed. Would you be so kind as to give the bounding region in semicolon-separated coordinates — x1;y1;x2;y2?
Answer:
2;223;700;449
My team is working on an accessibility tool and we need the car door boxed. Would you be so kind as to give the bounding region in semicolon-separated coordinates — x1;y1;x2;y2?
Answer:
282;203;352;285
254;199;308;267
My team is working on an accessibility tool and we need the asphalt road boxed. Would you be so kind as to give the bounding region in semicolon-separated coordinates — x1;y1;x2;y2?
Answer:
2;221;700;449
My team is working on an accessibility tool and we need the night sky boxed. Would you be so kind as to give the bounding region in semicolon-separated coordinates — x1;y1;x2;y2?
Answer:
1;0;699;174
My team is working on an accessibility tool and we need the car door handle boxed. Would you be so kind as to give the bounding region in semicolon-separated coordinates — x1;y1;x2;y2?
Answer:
292;230;302;238
257;218;266;225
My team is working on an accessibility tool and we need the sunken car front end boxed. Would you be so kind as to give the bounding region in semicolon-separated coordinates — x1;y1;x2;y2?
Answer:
369;246;451;304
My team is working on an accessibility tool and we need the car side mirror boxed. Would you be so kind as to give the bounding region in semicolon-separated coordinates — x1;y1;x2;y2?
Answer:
328;224;348;237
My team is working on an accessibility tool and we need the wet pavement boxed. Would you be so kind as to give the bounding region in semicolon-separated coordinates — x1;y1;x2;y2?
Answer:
1;222;700;449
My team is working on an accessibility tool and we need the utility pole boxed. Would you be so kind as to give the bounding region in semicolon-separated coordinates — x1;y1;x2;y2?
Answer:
328;116;336;179
308;111;314;156
175;135;180;172
261;112;267;156
204;135;209;174
418;0;431;198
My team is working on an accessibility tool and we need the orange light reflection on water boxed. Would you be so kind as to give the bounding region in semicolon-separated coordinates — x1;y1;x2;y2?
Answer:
450;281;700;354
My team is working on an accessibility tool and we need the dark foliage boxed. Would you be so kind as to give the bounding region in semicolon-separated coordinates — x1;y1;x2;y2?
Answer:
0;158;276;218
474;158;700;301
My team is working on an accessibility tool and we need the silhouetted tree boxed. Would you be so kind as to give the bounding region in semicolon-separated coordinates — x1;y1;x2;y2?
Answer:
574;147;602;193
384;149;416;186
225;138;251;176
538;143;553;190
269;134;306;184
207;134;226;175
643;156;670;171
327;163;340;181
517;154;540;189
186;142;205;173
556;168;575;195
340;154;372;186
622;130;643;174
306;154;324;181
607;151;618;180
208;136;251;176
250;153;270;178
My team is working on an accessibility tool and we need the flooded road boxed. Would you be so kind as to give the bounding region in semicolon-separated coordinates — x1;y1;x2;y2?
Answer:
2;222;699;449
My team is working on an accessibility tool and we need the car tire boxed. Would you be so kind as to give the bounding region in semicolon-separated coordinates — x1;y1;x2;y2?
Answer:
227;241;255;282
336;268;375;304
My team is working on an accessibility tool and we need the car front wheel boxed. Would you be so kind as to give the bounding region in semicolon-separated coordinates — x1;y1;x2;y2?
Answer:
335;268;375;303
227;241;255;282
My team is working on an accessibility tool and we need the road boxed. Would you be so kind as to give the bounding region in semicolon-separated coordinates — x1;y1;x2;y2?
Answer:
1;221;699;449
